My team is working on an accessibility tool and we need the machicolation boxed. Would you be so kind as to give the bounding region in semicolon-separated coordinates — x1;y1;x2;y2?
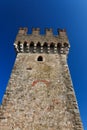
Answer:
14;28;70;54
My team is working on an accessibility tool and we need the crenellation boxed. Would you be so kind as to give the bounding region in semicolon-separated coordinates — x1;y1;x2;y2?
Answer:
58;28;67;36
32;28;40;35
14;28;70;55
45;28;53;36
18;27;28;35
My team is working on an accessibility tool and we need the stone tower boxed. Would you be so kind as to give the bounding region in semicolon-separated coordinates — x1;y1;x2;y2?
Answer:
0;28;83;130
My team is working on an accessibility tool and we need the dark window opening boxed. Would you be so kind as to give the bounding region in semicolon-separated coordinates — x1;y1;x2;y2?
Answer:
24;41;28;52
17;41;21;51
29;42;34;52
37;42;41;53
64;42;68;47
57;43;62;48
37;56;43;61
26;68;32;70
57;43;62;53
43;42;48;53
50;43;55;53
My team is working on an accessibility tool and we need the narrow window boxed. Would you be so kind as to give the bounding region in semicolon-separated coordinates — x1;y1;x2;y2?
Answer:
24;41;28;52
57;43;62;53
36;42;41;53
64;42;68;47
26;68;32;70
18;41;21;51
43;42;48;53
29;42;34;52
50;43;55;53
37;56;43;61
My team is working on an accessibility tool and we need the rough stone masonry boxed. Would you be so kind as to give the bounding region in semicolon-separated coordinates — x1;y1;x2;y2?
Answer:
0;28;83;130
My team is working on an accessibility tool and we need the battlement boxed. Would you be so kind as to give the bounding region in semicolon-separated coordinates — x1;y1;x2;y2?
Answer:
14;27;70;55
58;28;67;36
18;27;67;36
45;28;53;36
32;28;40;35
18;27;28;35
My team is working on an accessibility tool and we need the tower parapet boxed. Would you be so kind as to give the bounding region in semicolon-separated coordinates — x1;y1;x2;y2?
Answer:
45;28;53;36
58;28;67;35
32;28;40;35
14;28;70;55
18;27;28;35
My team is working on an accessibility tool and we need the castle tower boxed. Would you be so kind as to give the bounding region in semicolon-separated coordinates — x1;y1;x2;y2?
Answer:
0;28;83;130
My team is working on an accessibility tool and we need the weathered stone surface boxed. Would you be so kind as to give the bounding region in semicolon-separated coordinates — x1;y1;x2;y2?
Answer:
0;28;83;130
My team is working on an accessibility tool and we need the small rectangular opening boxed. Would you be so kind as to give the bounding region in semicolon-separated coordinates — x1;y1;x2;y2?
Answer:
26;68;32;70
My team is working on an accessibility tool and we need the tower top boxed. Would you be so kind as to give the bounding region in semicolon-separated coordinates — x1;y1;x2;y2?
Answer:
17;27;67;36
14;27;70;55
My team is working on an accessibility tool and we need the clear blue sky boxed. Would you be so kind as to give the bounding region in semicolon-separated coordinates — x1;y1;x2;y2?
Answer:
0;0;87;129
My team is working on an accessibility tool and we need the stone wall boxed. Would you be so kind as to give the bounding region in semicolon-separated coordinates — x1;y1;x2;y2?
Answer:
0;53;83;130
0;28;83;130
